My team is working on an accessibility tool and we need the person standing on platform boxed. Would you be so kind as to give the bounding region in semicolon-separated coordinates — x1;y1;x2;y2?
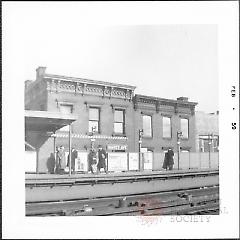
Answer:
162;151;169;171
68;147;78;174
57;146;66;174
88;148;97;174
167;148;174;170
97;145;108;174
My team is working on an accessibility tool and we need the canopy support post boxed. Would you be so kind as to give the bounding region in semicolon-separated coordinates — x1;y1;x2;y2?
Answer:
69;124;72;176
53;132;56;173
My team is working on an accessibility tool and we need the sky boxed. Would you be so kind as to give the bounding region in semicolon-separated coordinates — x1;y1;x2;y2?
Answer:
4;3;218;113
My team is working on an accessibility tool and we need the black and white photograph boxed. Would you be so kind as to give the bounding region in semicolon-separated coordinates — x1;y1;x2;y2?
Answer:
2;1;239;239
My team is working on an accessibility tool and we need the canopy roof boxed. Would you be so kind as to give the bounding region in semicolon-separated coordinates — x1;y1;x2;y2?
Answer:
25;110;78;133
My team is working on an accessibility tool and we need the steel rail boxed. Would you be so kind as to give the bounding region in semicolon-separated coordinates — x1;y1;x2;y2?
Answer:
26;185;219;216
26;169;219;188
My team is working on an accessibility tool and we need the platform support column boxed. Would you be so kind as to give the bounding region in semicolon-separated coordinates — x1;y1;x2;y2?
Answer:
36;148;39;174
177;131;183;170
53;133;56;172
69;124;72;176
138;129;143;171
208;133;213;169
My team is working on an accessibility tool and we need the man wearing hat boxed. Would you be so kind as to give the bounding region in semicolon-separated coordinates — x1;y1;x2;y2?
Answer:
57;146;66;174
167;147;174;170
67;147;78;174
97;145;108;174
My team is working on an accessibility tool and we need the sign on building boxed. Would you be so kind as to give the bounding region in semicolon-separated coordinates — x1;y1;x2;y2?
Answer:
108;152;128;172
143;152;153;170
75;151;88;172
128;152;139;171
107;144;127;151
64;151;88;172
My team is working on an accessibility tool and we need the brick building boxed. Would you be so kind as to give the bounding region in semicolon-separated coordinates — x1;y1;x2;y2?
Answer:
25;67;198;172
133;94;197;154
195;111;219;152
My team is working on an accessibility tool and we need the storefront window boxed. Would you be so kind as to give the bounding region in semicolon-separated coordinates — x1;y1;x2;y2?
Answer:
180;118;189;139
162;116;171;138
89;107;100;133
114;109;125;134
142;115;152;137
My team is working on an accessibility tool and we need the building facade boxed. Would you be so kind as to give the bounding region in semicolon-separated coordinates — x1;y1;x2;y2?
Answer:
25;67;198;172
195;111;219;152
133;94;197;154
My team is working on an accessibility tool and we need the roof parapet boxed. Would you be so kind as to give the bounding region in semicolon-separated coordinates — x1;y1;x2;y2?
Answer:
36;66;47;80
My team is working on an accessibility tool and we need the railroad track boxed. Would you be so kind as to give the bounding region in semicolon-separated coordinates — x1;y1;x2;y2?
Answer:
26;185;219;216
26;169;219;187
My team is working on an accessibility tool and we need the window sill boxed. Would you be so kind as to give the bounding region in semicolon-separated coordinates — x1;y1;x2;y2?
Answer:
162;137;172;140
142;136;153;139
88;132;101;135
112;133;126;137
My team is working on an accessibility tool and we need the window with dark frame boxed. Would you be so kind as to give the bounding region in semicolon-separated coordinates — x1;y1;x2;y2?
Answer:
89;107;100;133
114;109;125;134
162;116;172;138
142;115;152;137
180;118;189;139
59;104;73;114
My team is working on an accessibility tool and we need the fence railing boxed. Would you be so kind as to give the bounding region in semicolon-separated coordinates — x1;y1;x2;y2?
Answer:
73;151;219;172
25;150;219;173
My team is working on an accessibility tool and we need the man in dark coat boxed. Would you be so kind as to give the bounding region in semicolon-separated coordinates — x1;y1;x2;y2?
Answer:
162;151;169;170
68;148;78;174
97;145;108;174
167;148;174;170
88;149;97;174
57;146;66;174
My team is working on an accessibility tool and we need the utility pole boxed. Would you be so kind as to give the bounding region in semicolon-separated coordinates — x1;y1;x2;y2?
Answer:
138;129;143;171
68;124;72;176
90;126;96;150
177;131;183;170
208;133;213;168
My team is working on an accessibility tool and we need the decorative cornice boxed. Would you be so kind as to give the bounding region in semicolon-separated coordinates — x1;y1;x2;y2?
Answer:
133;95;196;116
45;78;134;101
45;73;136;91
135;94;198;106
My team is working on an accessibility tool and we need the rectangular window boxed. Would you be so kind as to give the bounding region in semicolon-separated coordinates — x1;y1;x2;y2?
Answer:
114;109;125;134
142;115;152;137
59;104;73;131
181;118;189;139
162;116;171;138
89;107;100;133
59;104;73;114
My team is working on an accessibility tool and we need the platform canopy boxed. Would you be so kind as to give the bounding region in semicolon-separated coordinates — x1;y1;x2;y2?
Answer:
25;110;78;133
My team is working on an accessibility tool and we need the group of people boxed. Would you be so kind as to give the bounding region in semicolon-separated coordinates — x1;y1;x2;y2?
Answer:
55;145;174;174
55;145;107;174
88;145;108;174
162;148;175;170
55;146;79;174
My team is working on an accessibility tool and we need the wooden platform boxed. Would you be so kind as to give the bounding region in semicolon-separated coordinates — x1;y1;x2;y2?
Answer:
26;168;218;180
